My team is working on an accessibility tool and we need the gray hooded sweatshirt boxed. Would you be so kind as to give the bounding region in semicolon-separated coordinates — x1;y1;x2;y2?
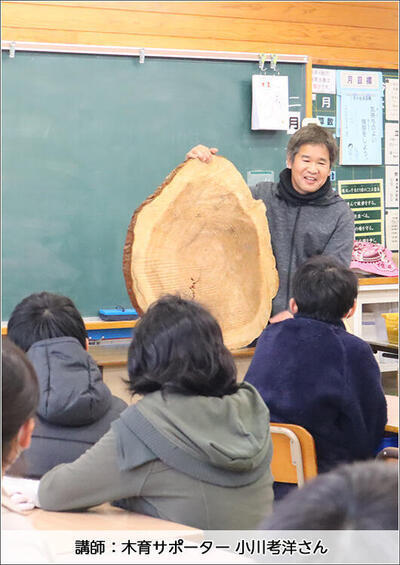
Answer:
38;383;274;529
252;177;354;315
8;337;126;478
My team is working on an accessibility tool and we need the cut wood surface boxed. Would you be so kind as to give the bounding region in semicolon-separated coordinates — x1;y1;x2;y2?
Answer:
123;156;278;349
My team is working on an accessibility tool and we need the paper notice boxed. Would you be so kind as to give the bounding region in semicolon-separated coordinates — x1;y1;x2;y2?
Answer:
385;208;399;251
385;78;399;122
385;166;399;207
340;93;382;165
312;68;336;94
287;111;301;134
251;75;289;130
385;122;399;165
338;179;384;244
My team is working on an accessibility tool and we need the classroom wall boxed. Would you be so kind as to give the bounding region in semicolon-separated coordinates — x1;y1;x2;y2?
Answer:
1;1;398;69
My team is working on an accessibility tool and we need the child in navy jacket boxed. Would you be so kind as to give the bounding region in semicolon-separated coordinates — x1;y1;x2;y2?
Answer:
245;255;387;496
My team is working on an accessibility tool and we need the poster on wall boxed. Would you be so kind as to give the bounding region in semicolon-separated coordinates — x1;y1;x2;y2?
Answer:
385;165;399;208
385;78;399;121
339;93;382;164
385;209;399;252
313;93;336;130
251;75;289;130
312;68;336;94
336;70;383;165
385;122;399;165
338;179;384;245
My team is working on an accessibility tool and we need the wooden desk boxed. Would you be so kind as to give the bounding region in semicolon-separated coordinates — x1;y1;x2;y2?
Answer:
368;340;398;357
385;394;399;434
89;343;130;368
25;503;201;532
90;343;255;368
350;277;398;339
90;344;255;397
359;277;398;286
3;502;202;565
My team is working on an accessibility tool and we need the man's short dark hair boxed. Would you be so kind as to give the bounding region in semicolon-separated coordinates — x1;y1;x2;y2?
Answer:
127;294;238;397
7;291;87;352
287;124;338;166
260;460;398;530
292;255;358;323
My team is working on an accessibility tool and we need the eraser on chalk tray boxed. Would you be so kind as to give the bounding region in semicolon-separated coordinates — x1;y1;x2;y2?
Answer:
99;306;138;321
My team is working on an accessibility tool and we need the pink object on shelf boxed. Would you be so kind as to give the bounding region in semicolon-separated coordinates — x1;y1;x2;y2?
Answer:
350;240;398;277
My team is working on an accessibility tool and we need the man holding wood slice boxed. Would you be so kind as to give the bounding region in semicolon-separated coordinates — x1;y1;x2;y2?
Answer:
186;124;354;323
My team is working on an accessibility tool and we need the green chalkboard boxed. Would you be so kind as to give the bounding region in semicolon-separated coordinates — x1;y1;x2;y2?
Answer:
2;51;305;319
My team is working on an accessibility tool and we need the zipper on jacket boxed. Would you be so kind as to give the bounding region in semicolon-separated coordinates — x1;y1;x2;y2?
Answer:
286;207;301;308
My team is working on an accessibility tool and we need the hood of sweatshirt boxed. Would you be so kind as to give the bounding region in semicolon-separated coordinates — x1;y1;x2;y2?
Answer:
113;382;272;486
27;337;112;426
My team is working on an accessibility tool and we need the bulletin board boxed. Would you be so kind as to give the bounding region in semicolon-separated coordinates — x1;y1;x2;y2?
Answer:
312;66;398;251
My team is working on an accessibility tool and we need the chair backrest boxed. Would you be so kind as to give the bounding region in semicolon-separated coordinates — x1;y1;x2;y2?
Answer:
270;422;318;487
376;446;399;462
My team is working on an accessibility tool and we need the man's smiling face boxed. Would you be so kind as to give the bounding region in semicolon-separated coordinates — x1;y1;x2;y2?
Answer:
288;143;331;195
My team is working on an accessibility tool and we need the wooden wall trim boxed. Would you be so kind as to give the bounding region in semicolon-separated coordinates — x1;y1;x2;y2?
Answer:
306;59;313;118
20;2;399;30
2;1;398;69
2;26;395;69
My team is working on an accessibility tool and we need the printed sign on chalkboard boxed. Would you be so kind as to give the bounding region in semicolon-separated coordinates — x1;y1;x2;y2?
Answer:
338;179;384;245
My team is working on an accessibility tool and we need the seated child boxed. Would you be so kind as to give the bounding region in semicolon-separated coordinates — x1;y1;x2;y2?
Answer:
38;295;274;530
7;292;127;478
2;339;39;504
245;255;387;480
260;459;398;530
2;340;54;562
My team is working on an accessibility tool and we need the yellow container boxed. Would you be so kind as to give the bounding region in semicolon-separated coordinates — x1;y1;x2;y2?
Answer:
381;313;399;345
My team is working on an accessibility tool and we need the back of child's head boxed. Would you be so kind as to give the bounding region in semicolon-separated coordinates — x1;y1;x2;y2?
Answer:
7;291;87;352
259;460;398;530
292;255;358;323
2;339;39;468
127;294;238;397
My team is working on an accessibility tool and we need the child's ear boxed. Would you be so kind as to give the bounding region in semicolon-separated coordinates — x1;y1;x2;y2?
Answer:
289;298;298;314
344;299;357;320
85;338;89;351
17;417;35;450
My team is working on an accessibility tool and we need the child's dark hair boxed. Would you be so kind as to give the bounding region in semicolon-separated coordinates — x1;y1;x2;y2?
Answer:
7;291;88;352
260;460;398;530
292;255;358;323
127;294;238;397
2;339;39;467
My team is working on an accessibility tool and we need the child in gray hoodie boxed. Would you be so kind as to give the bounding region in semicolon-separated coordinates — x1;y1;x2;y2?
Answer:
38;295;274;529
7;291;127;478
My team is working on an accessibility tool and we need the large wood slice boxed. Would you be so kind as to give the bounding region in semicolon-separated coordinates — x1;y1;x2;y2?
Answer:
123;156;279;349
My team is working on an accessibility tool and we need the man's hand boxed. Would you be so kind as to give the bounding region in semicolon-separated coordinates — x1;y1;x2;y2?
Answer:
269;310;294;324
185;145;219;163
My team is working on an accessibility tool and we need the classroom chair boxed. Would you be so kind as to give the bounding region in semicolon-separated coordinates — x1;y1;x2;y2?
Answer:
270;423;318;487
376;446;398;463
